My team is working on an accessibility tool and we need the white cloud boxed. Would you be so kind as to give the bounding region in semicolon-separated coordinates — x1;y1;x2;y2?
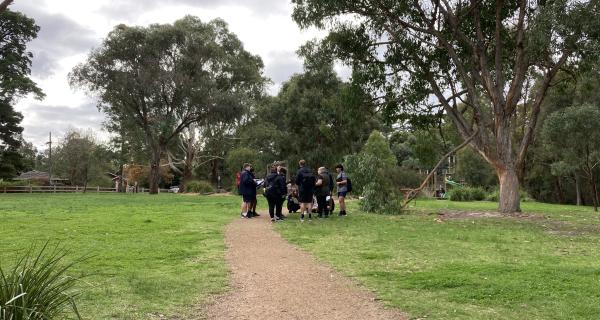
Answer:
9;0;326;149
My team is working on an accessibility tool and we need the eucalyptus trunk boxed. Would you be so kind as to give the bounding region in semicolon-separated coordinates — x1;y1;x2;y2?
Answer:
496;166;521;213
149;145;164;194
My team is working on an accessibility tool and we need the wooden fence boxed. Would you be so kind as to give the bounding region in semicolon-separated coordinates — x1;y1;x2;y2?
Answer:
1;186;170;194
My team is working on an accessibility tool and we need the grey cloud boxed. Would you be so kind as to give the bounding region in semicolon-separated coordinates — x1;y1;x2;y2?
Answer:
264;51;302;85
12;2;99;78
21;103;107;148
99;0;288;20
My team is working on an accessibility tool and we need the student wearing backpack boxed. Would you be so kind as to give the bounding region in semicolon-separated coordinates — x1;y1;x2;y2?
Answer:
265;166;287;222
335;164;350;216
296;159;316;222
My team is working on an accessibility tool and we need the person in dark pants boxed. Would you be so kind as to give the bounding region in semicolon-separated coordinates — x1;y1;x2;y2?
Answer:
265;166;287;222
276;167;288;219
239;163;257;218
296;159;316;222
315;167;331;218
248;167;259;217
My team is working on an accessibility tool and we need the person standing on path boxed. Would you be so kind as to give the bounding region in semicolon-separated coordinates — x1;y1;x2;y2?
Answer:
265;165;287;222
296;159;316;222
315;167;331;218
239;163;257;218
335;164;348;216
276;167;288;220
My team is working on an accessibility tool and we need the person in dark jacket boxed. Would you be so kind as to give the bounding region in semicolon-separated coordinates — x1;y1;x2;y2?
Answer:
248;167;259;217
296;159;315;222
276;167;288;219
265;165;287;221
239;163;257;218
315;167;331;218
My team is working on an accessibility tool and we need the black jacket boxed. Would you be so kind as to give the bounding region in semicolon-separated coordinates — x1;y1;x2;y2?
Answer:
265;172;286;198
239;170;257;196
296;166;315;193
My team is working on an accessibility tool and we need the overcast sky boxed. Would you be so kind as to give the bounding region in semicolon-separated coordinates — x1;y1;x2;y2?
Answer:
11;0;332;149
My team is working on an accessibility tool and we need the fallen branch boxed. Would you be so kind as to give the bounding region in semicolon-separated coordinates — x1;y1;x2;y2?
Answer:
401;129;479;209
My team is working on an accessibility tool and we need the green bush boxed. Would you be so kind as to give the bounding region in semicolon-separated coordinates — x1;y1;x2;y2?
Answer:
185;180;215;194
346;131;402;214
0;243;83;319
0;180;22;188
448;187;487;201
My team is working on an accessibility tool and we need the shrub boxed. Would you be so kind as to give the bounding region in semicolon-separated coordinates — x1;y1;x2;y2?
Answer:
346;131;402;214
185;180;215;194
0;243;83;320
0;180;22;188
448;187;487;201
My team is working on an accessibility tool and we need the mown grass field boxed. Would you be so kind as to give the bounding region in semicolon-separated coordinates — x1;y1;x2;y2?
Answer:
2;194;600;319
0;193;239;319
276;199;600;320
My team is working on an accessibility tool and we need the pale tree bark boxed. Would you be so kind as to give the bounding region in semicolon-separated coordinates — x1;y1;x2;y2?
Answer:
574;174;582;206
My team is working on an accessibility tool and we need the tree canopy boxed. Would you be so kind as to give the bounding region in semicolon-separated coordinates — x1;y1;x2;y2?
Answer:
0;9;43;179
292;0;600;213
70;16;266;193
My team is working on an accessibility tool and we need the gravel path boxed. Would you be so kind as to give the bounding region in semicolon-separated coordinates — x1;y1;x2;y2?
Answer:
204;213;407;320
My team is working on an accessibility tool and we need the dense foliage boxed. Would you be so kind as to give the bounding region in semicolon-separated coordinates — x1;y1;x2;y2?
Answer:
0;10;43;179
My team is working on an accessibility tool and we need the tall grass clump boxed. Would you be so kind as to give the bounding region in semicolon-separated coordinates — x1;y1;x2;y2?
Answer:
0;243;83;320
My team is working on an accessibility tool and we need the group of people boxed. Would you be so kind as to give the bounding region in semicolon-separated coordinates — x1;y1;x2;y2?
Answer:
238;160;350;222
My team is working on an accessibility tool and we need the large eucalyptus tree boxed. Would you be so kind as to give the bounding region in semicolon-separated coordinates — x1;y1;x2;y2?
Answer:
292;0;600;212
71;16;265;193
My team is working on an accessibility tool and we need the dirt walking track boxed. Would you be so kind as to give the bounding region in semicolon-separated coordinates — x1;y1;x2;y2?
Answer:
203;213;406;320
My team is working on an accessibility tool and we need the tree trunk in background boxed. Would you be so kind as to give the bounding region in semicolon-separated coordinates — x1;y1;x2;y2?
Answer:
555;176;565;204
575;174;582;206
497;167;521;213
590;169;599;212
211;159;219;185
149;145;163;194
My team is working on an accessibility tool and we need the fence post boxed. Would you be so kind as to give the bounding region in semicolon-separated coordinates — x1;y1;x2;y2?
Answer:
30;185;33;193
54;185;56;193
3;187;6;193
97;186;100;193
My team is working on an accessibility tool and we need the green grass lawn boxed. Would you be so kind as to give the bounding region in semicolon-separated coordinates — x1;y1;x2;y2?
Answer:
275;199;600;320
0;193;239;319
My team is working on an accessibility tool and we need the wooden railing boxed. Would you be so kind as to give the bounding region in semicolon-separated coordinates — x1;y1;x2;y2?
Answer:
1;186;170;194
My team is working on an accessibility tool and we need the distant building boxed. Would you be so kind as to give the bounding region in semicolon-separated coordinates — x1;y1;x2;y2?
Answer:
15;170;69;185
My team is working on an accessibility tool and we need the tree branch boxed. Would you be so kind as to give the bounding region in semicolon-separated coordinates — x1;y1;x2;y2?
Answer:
0;0;13;12
401;129;479;208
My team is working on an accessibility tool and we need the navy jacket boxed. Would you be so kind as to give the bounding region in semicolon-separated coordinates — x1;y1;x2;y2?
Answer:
239;170;257;197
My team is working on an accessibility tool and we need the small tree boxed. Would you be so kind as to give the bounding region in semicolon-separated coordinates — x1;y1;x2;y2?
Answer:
346;130;400;213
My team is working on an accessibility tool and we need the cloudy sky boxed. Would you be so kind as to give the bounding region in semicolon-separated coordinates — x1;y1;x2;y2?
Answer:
11;0;331;149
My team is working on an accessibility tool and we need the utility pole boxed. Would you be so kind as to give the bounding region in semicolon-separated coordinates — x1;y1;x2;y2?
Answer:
46;132;52;185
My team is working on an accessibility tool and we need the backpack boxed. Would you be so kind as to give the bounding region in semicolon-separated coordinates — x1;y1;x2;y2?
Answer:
264;173;278;197
346;177;353;193
236;171;241;188
301;170;316;189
